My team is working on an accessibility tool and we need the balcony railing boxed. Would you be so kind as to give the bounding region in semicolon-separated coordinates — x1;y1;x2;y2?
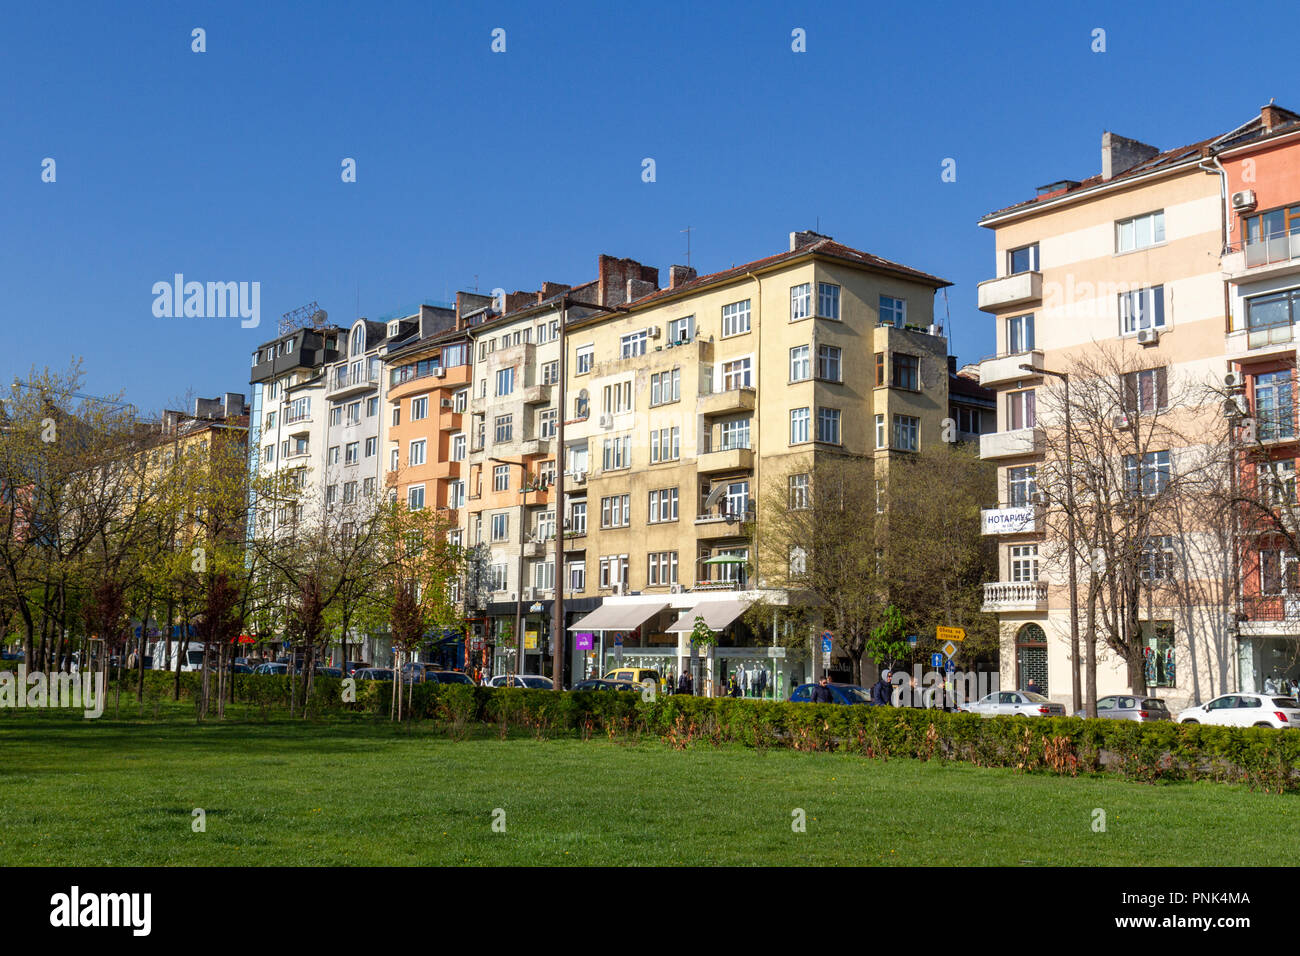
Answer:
329;365;380;393
1227;234;1300;271
1240;593;1300;622
981;581;1047;611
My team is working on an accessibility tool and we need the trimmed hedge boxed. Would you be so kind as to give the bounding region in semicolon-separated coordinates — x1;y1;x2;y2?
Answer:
12;666;1300;792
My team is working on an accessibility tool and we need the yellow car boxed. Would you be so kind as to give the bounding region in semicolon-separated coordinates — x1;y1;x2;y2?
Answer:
604;668;661;688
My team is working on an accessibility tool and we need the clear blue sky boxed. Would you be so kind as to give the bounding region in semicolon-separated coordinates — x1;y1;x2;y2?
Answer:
2;0;1295;413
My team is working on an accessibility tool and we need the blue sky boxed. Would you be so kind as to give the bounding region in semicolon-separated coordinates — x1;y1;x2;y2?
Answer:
2;0;1296;413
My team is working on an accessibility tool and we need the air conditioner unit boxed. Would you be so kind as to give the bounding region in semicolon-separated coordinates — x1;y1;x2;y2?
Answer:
613;582;625;595
433;367;446;378
523;587;535;600
573;471;587;484
647;326;661;339
599;414;613;428
1136;328;1159;346
670;584;684;594
440;398;454;409
1113;414;1132;430
1231;189;1258;212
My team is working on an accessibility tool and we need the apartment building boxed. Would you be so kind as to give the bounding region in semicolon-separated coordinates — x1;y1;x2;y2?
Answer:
1217;104;1300;694
248;322;345;536
558;234;957;690
975;116;1275;709
321;319;389;520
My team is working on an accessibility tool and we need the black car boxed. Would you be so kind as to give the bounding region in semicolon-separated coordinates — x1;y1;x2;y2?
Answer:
790;683;874;705
573;679;641;692
427;670;473;685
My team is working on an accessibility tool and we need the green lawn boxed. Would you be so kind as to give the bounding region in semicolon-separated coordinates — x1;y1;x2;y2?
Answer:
1;708;1297;865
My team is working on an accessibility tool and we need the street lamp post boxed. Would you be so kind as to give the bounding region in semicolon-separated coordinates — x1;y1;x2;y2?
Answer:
1021;363;1084;716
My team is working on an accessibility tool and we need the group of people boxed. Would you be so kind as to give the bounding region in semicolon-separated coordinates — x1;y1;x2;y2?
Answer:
808;669;958;710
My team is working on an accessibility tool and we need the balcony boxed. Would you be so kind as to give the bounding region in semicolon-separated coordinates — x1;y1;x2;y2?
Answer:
439;410;464;431
523;540;549;558
1222;235;1300;282
1238;594;1300;637
522;384;553;405
977;271;1043;313
979;350;1043;388
698;446;754;474
327;364;380;398
981;581;1047;613
521;436;556;458
980;505;1043;536
694;513;749;540
980;427;1043;460
699;386;756;418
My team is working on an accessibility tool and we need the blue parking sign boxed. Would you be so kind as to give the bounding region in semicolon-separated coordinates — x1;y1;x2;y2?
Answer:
930;653;943;668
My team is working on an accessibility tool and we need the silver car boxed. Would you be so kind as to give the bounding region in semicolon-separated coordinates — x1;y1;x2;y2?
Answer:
1074;695;1171;722
962;690;1067;717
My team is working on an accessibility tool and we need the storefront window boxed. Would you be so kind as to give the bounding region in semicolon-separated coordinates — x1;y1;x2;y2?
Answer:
1015;623;1047;694
1141;622;1176;688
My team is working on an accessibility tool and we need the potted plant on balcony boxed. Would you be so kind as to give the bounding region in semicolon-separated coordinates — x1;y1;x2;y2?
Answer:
689;615;717;695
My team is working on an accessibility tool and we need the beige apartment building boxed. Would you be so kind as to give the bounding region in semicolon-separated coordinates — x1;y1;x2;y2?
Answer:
976;119;1273;710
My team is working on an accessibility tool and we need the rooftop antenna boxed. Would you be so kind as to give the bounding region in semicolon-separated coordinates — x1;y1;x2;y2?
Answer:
681;226;693;267
280;301;327;335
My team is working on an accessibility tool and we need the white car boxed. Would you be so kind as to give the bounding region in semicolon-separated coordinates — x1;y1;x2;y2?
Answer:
1176;694;1300;729
961;690;1067;717
485;674;554;690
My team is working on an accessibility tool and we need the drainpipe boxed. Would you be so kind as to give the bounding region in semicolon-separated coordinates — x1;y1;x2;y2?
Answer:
745;270;762;601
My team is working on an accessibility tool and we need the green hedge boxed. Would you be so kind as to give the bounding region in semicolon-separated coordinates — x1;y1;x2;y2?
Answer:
30;668;1300;792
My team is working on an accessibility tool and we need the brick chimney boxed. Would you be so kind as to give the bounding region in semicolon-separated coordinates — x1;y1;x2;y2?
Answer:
539;281;570;303
1101;132;1160;181
1262;102;1286;132
503;291;535;314
597;255;659;307
789;230;831;251
668;264;697;289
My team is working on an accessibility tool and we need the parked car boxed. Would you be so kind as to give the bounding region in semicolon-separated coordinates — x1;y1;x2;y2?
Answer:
344;660;368;676
961;690;1067;717
315;667;343;678
1176;694;1300;729
486;674;555;689
252;662;288;675
427;670;473;685
573;679;641;692
789;683;873;705
1074;695;1171;722
603;668;661;687
354;668;394;681
229;663;254;674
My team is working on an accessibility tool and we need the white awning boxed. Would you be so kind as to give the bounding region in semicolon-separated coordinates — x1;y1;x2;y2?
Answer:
666;598;753;633
568;600;669;632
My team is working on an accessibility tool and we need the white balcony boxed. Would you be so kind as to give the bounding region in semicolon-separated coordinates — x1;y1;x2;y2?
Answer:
1222;235;1300;282
980;427;1043;460
981;581;1047;613
979;350;1043;388
977;271;1042;312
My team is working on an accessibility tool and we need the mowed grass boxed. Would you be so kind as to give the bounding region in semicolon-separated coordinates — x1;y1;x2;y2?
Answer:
1;708;1298;866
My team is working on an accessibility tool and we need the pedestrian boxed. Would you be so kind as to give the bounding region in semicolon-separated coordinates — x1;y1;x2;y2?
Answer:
811;675;834;704
870;670;892;706
677;670;693;696
1026;678;1042;696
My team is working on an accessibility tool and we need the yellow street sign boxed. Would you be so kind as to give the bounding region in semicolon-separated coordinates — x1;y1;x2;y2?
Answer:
936;626;966;643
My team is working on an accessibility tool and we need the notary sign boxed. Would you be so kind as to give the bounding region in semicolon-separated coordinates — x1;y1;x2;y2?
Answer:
936;626;965;643
981;506;1036;535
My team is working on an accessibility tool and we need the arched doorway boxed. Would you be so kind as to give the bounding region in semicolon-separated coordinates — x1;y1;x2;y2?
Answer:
1015;623;1048;693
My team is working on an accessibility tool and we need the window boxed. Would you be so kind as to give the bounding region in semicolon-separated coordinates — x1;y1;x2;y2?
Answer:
1122;367;1168;416
818;282;840;319
647;552;679;587
389;449;399;471
880;295;906;328
1244;205;1300;245
328;445;340;465
1010;544;1039;582
533;561;555;592
344;441;358;465
789;546;807;576
651;368;681;405
539;408;558;439
1258;460;1296;506
567;561;586;592
344;401;360;425
668;315;694;343
1007;314;1035;353
494;415;513;443
1008;389;1037;430
493;465;510;492
719;418;750;450
326;484;338;506
263;445;274;464
1008;243;1039;274
448;480;465;509
542;361;560;385
342;481;357;504
451;433;466;461
620;330;648;358
893;414;919;452
1116;210;1165;253
790;407;810;444
875;479;885;514
721;299;751;337
1008;466;1038;508
602;381;632;414
328;406;341;427
568;444;589;476
1124;450;1172;497
491;513;509;542
875;352;885;386
818;345;843;383
392;406;400;427
650;426;681;463
817;408;841;445
366;396;378;417
722;358;752;390
1120;286;1166;334
789;474;810;509
410;397;428;421
598;555;629;589
1261;548;1300;595
790;345;810;382
602;436;630;470
575;345;594;374
454;389;469;413
1256;370;1295;441
362;477;375;497
495;367;514;397
724;481;749;519
1140;536;1177;581
790;283;811;321
875;414;886;449
569;500;587;534
407;485;425;511
489;564;508;592
649;488;679;523
408;439;426;467
1140;623;1176;688
891;353;918;390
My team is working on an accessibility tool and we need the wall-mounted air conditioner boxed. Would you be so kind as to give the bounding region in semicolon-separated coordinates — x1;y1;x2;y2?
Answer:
523;587;535;600
1231;189;1258;212
433;367;446;378
670;584;683;594
613;582;625;595
1136;328;1159;346
440;398;454;409
573;471;587;484
648;326;661;339
599;414;613;428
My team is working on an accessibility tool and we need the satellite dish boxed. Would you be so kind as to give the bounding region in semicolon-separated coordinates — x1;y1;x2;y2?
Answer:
311;309;328;326
703;484;728;511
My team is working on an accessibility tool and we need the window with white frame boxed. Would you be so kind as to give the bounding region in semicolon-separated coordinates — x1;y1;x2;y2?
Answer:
489;563;509;592
721;299;751;337
668;315;694;343
650;426;681;463
1008;465;1038;508
893;414;918;451
567;561;586;592
496;367;515;396
533;561;556;592
649;487;679;523
602;436;630;470
598;555;629;589
1116;210;1165;253
720;418;750;450
410;396;428;421
1123;450;1172;497
790;345;810;382
491;513;509;542
407;485;426;511
1010;544;1038;582
449;479;465;509
1258;459;1297;506
647;551;678;587
569;499;587;534
1007;313;1035;353
817;345;842;382
620;329;648;358
409;439;426;467
1119;286;1166;333
1140;535;1177;581
575;345;594;374
1008;243;1039;274
818;282;840;319
453;388;468;413
651;368;681;406
790;283;811;321
1008;389;1036;430
539;407;558;438
790;407;810;444
602;381;632;414
493;465;510;492
365;437;377;458
879;295;906;327
817;407;841;444
722;357;752;390
344;441;358;465
789;473;810;509
451;433;466;461
494;415;513;443
875;414;885;449
601;494;630;528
